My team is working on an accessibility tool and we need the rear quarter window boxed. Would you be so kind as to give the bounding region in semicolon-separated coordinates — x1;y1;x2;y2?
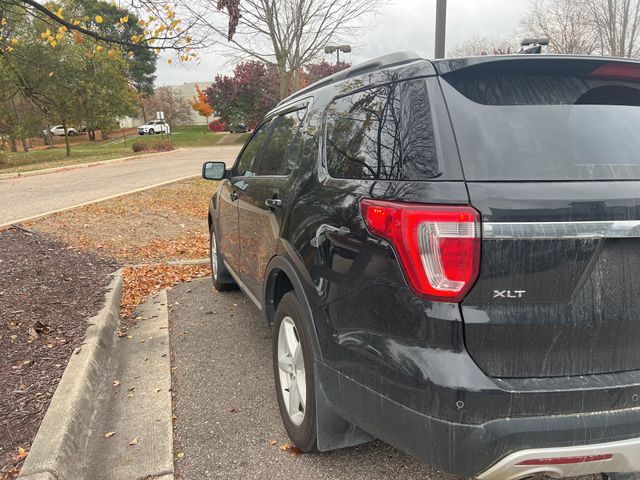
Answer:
324;78;439;180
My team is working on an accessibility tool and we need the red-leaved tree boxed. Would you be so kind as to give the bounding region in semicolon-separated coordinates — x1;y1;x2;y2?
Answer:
302;60;351;87
206;59;350;128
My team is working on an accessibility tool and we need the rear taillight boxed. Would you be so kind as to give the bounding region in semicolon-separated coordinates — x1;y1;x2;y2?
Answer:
360;199;480;303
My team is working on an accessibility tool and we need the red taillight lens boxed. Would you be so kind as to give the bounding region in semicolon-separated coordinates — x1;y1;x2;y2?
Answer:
361;199;480;302
516;454;613;466
590;62;640;82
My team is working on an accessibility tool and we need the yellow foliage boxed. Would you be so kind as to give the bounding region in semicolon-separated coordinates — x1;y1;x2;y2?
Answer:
96;45;104;52
120;15;129;23
10;38;18;45
95;15;103;24
1;18;7;25
128;51;135;57
48;71;54;77
108;49;116;57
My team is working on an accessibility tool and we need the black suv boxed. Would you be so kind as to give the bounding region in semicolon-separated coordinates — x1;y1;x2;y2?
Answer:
202;52;640;479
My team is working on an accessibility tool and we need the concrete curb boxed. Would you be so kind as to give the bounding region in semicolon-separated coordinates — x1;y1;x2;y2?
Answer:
18;269;124;480
0;149;186;180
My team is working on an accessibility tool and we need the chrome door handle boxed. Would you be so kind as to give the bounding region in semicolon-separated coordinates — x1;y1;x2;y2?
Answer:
265;198;282;209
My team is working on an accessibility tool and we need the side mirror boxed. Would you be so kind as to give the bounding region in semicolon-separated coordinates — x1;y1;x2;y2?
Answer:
202;161;228;180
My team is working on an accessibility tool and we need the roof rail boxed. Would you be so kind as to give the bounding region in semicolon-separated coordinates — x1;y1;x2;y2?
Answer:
276;51;423;107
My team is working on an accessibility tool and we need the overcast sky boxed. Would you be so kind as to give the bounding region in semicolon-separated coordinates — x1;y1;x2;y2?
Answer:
155;0;530;86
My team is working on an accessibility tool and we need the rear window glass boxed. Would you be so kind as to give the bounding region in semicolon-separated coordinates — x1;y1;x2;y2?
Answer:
325;78;439;180
442;60;640;181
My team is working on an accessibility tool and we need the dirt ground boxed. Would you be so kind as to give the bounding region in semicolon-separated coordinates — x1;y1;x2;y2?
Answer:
25;177;215;264
0;228;118;479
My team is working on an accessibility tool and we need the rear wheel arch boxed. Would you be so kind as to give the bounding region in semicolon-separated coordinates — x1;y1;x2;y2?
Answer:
264;257;320;354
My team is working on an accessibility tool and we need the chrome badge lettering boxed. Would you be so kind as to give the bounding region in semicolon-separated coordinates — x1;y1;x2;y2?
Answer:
493;290;526;299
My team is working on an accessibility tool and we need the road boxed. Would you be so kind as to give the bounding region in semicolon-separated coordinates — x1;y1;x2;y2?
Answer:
169;279;460;480
0;146;241;227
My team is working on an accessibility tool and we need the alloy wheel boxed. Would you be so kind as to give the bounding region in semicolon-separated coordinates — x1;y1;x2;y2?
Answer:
277;316;306;426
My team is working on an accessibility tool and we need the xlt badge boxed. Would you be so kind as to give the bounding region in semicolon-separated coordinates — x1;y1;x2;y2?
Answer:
493;290;526;299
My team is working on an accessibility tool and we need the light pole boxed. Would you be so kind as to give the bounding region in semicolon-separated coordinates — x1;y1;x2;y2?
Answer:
434;0;447;59
325;45;352;64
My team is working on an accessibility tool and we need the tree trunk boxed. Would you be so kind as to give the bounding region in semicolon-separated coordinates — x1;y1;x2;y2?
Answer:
63;122;71;157
10;139;17;153
21;138;29;152
99;130;109;140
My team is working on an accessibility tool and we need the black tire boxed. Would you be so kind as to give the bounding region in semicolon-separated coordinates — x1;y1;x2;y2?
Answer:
272;292;318;452
149;128;155;135
138;132;144;136
209;227;235;291
68;131;76;136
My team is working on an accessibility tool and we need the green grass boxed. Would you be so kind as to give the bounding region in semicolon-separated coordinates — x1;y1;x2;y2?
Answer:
0;126;249;174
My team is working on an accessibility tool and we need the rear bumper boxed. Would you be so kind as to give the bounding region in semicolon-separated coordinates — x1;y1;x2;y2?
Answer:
317;361;640;478
477;437;640;480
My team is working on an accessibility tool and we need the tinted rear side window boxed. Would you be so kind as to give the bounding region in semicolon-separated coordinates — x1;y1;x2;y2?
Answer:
257;109;306;176
325;79;439;180
442;59;640;181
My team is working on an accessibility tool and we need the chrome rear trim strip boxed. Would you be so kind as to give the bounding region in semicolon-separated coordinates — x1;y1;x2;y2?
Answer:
483;220;640;239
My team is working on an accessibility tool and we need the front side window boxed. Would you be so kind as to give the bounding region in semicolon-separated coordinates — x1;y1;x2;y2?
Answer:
236;121;271;176
257;109;306;176
325;79;439;180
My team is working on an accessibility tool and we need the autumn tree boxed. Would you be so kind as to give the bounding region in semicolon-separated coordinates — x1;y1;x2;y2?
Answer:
71;0;157;95
189;84;213;123
192;0;385;98
303;60;350;86
0;9;139;155
142;86;192;126
206;60;279;128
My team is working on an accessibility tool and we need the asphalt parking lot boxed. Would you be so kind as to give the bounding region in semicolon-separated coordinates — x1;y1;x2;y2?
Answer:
168;278;461;480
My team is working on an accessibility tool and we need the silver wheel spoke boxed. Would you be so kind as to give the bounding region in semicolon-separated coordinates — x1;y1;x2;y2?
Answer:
289;377;302;418
278;354;294;374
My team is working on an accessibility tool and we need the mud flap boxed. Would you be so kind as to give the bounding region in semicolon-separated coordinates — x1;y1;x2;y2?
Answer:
315;360;374;451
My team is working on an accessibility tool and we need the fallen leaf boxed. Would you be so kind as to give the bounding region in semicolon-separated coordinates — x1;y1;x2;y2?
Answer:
280;443;291;451
112;380;120;387
226;407;237;413
104;431;116;438
129;436;138;446
177;452;185;459
269;439;277;446
155;388;161;393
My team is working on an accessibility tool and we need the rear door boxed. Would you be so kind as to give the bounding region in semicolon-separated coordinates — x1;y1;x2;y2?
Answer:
236;107;307;298
440;58;640;377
